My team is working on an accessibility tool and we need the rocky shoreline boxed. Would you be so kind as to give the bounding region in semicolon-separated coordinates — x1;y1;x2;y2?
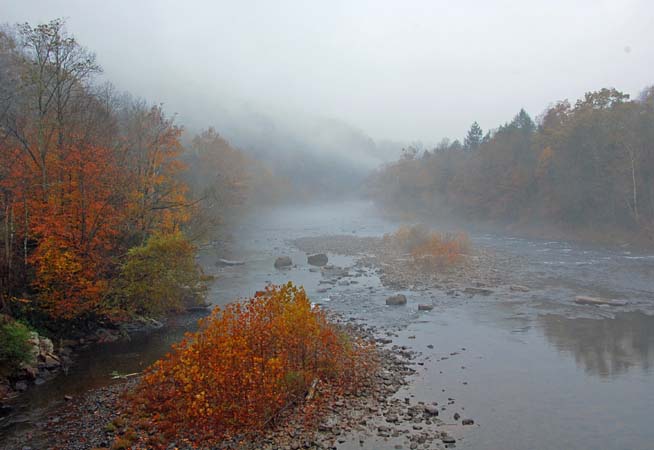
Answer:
0;316;165;406
293;234;506;294
2;232;492;449
6;320;469;450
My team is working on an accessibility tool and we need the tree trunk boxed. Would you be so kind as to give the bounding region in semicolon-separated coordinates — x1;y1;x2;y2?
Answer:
630;152;639;224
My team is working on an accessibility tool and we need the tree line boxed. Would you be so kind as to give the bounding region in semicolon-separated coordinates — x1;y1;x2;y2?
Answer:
0;19;288;333
366;86;654;241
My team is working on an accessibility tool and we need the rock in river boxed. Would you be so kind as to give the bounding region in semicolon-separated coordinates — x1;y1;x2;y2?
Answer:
464;287;493;295
386;294;407;306
42;353;61;370
274;256;292;268
215;258;245;267
321;265;349;277
418;304;434;311
509;284;530;292
307;253;328;266
575;295;626;306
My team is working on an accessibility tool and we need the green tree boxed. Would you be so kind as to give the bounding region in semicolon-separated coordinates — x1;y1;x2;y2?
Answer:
116;233;209;316
511;109;535;132
464;121;483;151
0;316;33;376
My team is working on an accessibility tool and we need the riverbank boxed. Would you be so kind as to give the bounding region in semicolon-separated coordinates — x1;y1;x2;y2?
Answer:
4;201;653;450
7;320;468;450
371;203;654;253
1;232;213;405
0;315;175;407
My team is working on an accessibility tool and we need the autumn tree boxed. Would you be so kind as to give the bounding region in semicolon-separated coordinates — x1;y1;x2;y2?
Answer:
0;19;291;329
116;100;191;244
0;20;203;326
4;19;101;199
367;85;654;240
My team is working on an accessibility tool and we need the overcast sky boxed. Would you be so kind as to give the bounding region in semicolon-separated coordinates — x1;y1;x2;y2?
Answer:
2;0;653;144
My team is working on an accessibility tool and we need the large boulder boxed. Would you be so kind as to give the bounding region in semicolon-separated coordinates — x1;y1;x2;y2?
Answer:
307;253;329;266
38;336;54;355
274;256;293;268
26;332;54;360
386;294;407;306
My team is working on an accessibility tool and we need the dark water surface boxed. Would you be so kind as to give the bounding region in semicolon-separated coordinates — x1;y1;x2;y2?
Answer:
2;201;653;449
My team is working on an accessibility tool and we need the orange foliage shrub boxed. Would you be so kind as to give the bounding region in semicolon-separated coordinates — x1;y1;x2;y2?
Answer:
385;225;470;267
384;224;431;252
411;231;470;266
128;283;374;445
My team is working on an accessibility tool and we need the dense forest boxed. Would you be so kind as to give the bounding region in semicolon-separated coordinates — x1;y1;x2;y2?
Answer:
0;19;287;346
367;87;654;242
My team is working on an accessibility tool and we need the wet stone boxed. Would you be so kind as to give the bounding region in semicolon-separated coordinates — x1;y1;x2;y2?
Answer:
386;294;408;305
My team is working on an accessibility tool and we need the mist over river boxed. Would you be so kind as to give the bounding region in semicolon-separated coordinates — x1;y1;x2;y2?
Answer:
2;201;654;449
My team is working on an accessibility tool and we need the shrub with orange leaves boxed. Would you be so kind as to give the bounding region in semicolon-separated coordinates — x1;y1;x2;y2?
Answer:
410;231;470;267
127;283;374;445
384;224;470;267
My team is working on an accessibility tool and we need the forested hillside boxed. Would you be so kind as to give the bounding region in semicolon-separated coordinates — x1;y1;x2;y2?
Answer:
367;87;654;241
0;20;286;335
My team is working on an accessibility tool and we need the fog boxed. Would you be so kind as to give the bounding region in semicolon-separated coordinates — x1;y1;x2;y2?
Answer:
3;4;654;449
2;0;653;167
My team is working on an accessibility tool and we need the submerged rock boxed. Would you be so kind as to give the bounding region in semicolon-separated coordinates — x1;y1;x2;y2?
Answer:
274;256;292;268
307;253;329;266
95;328;120;343
186;304;210;312
215;258;245;267
509;284;530;292
464;287;493;295
321;265;349;277
418;304;434;311
575;295;626;306
386;294;407;306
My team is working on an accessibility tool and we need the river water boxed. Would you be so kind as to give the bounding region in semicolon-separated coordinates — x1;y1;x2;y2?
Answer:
2;201;653;449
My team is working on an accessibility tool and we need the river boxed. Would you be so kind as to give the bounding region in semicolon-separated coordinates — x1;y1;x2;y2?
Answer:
2;200;653;449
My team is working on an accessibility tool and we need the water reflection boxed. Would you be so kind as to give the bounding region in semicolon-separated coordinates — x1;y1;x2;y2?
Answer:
539;312;654;378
